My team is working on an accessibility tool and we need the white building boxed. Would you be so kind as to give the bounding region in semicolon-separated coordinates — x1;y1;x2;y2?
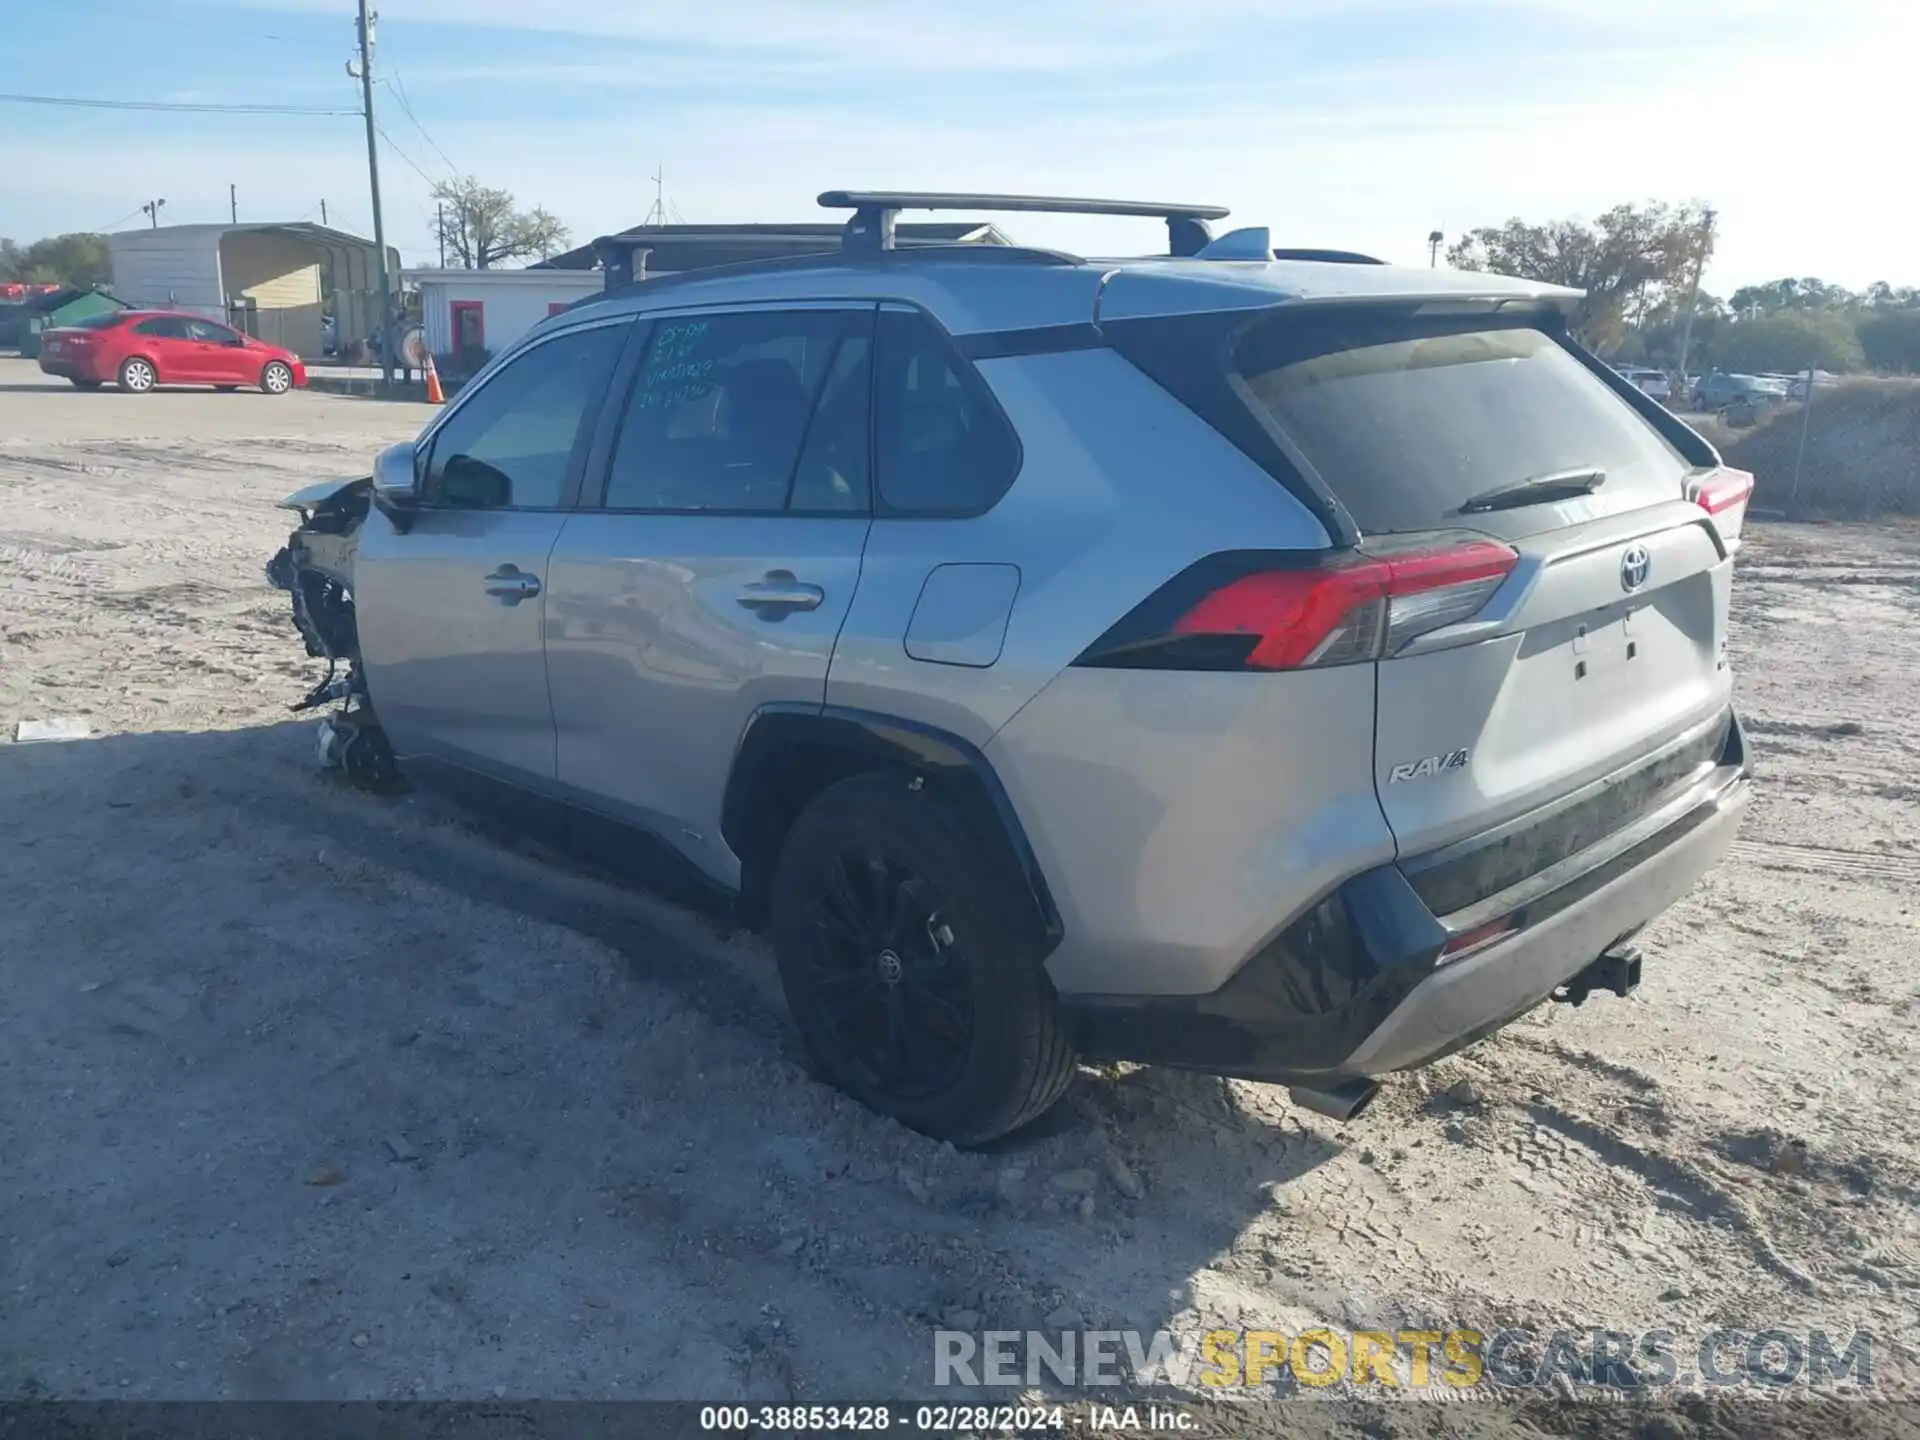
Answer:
404;267;605;365
108;222;393;360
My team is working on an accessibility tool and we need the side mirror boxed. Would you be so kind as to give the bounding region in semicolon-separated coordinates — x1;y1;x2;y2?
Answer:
370;441;421;533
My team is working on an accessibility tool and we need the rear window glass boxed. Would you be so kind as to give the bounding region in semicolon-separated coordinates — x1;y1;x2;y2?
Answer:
1230;315;1689;534
63;311;128;331
1109;307;1691;536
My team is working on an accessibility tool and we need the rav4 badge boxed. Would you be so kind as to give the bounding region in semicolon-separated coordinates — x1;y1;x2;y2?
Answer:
1388;748;1470;783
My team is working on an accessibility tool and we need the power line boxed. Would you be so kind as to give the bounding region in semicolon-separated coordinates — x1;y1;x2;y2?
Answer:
89;206;149;234
373;121;438;186
381;75;458;175
0;90;356;116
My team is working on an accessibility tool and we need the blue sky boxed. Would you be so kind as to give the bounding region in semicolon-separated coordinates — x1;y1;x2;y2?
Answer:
3;0;1910;291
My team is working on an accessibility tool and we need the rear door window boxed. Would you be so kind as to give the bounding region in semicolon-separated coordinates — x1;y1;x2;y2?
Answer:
600;309;863;514
133;317;191;339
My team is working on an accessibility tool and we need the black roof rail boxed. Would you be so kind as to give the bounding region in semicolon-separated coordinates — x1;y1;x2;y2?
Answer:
567;241;1082;308
1269;248;1387;265
820;190;1230;259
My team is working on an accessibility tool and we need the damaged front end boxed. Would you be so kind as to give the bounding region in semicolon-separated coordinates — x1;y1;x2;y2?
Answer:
264;476;398;789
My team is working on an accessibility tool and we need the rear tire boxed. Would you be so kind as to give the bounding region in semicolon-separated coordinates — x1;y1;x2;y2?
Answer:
770;771;1076;1146
117;357;156;394
261;361;294;395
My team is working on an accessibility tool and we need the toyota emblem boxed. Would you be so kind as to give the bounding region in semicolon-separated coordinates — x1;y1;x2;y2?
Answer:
1620;544;1651;592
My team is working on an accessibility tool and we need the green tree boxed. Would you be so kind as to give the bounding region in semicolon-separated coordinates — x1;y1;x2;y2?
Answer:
1716;310;1864;373
0;233;109;287
1447;202;1714;351
1726;277;1860;315
1862;281;1920;309
429;177;570;269
1856;309;1920;373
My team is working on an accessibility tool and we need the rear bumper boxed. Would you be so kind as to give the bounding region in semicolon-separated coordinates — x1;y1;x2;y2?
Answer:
1064;713;1752;1084
38;355;102;380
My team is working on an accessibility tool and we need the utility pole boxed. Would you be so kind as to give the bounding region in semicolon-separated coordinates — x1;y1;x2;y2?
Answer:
437;203;446;267
320;199;328;226
352;0;395;387
1675;206;1715;388
230;184;238;223
141;199;166;228
1427;229;1443;268
1788;360;1820;518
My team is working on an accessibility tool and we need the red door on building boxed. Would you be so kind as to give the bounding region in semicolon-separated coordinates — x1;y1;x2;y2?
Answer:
450;300;485;355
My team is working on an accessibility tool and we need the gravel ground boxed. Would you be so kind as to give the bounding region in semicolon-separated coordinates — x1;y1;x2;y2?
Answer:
3;360;1918;1429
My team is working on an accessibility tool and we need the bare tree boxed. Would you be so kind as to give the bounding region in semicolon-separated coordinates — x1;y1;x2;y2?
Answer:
430;177;570;269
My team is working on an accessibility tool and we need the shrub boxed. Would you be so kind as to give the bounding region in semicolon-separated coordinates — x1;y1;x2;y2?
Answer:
1716;311;1865;375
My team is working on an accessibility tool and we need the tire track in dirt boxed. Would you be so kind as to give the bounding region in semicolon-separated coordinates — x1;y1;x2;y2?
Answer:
1727;838;1920;885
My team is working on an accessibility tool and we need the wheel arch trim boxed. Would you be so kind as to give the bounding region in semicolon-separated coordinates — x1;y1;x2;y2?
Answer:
721;703;1064;952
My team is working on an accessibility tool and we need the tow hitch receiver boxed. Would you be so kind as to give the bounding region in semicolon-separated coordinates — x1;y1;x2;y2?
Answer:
1553;945;1642;1007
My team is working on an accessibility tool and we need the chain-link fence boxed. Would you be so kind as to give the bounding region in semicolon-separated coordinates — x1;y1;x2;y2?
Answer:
1721;378;1920;518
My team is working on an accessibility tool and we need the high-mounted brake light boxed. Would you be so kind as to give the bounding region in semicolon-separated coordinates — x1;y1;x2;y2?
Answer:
1075;540;1518;673
1690;468;1755;517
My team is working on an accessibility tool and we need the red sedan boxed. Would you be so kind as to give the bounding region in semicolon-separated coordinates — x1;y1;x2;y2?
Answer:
38;310;307;395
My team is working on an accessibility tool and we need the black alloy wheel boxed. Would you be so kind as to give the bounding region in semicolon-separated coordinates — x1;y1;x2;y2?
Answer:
802;846;973;1101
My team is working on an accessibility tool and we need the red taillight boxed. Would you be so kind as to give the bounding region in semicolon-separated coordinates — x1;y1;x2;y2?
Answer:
1174;564;1389;669
1691;468;1755;516
1171;541;1518;671
1080;539;1518;674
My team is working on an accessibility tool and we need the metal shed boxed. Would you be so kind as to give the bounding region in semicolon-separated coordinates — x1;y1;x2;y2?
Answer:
107;223;398;360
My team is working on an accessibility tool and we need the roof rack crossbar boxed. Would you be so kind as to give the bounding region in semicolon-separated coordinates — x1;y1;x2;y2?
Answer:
819;190;1228;258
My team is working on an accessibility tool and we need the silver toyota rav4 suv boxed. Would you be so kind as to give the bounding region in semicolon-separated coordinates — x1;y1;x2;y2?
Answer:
268;191;1755;1144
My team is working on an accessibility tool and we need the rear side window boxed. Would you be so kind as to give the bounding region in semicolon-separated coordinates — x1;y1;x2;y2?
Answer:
874;310;1021;517
64;311;129;331
1113;308;1690;536
134;317;191;339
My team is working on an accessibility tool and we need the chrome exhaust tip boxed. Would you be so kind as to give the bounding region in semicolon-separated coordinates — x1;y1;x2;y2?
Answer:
1288;1078;1380;1122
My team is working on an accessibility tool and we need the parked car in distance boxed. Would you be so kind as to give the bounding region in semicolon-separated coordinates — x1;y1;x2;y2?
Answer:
265;189;1755;1144
37;309;307;395
1612;365;1672;402
1788;369;1838;401
1691;372;1787;413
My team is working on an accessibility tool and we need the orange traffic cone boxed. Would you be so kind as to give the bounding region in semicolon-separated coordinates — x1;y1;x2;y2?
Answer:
424;352;445;405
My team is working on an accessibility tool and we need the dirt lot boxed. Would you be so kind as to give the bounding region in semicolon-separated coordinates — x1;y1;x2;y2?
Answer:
3;358;1918;1424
